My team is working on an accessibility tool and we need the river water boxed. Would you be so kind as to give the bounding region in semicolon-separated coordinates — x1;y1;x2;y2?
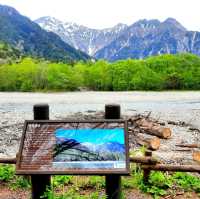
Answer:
0;91;200;159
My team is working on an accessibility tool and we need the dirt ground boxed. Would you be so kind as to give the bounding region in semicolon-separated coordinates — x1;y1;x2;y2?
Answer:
0;186;200;199
0;186;29;199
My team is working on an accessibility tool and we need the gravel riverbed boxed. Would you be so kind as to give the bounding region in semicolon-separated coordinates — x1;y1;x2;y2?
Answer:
0;91;200;164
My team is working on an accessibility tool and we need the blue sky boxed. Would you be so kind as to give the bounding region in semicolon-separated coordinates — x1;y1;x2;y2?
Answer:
55;128;125;145
0;0;200;30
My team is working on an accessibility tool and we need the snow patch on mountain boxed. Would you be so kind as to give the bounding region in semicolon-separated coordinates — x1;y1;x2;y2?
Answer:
35;17;128;56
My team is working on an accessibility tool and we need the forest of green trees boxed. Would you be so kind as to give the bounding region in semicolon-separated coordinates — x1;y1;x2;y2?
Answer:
0;53;200;91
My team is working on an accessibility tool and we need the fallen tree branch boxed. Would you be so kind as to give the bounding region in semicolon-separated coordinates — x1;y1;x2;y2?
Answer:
145;111;152;119
189;127;200;133
167;120;187;127
176;143;200;149
172;149;192;152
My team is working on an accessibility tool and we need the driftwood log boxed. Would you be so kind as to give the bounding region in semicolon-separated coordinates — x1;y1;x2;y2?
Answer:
136;136;160;151
193;151;200;162
135;118;172;139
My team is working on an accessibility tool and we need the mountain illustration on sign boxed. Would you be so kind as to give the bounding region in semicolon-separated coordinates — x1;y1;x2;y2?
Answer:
53;128;125;162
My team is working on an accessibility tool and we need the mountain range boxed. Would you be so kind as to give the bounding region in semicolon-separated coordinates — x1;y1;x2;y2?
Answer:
0;5;90;62
36;16;200;61
1;4;200;62
54;137;125;162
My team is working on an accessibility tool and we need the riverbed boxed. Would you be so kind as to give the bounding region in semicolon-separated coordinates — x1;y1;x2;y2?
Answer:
0;91;200;163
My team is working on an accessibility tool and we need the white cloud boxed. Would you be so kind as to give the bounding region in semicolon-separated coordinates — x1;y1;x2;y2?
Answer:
0;0;200;30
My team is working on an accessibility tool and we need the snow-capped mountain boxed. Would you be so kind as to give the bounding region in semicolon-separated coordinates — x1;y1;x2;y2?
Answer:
35;16;128;56
36;17;200;61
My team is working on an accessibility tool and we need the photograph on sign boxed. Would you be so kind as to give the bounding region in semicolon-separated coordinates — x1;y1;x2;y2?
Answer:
16;120;129;174
53;126;125;169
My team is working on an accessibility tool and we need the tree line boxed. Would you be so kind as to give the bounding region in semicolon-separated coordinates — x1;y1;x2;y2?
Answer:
0;53;200;91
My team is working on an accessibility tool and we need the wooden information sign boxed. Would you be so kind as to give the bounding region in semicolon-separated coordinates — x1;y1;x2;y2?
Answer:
16;120;130;175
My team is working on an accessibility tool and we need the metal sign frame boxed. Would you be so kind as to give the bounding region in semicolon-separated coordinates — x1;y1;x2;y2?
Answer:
16;119;130;175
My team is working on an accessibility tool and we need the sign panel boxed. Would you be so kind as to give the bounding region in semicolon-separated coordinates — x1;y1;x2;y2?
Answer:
16;120;129;175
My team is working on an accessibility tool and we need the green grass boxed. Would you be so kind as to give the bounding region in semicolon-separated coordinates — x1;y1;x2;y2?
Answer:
0;164;15;182
127;165;200;199
0;164;30;190
0;163;200;199
42;188;107;199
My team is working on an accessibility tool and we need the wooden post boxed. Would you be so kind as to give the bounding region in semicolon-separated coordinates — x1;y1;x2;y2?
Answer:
105;104;122;199
31;104;51;199
143;150;152;184
105;104;121;119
